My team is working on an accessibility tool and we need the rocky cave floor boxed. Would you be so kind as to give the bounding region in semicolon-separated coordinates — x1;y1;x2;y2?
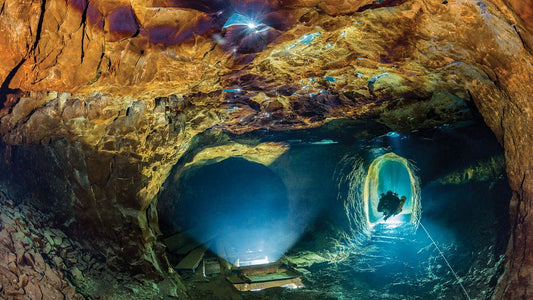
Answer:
174;122;509;300
0;186;506;300
0;122;510;300
183;222;504;300
0;189;171;300
0;124;509;300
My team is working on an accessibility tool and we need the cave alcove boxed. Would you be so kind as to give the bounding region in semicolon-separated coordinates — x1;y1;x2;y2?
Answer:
160;157;298;267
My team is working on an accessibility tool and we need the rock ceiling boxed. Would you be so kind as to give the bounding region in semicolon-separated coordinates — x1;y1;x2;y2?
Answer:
0;0;532;298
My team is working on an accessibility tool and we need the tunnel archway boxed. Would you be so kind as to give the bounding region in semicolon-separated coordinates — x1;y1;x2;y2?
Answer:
168;157;298;266
363;152;421;227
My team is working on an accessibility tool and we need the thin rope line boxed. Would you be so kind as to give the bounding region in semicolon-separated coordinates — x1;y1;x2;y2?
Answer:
420;222;471;300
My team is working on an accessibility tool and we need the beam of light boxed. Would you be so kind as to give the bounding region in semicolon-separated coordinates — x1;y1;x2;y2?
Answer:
235;256;269;267
221;12;276;53
175;158;300;267
362;152;421;228
223;13;260;29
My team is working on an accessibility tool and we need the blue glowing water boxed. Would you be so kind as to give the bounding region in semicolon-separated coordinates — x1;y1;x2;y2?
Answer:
176;157;298;265
385;131;400;138
377;160;413;212
309;139;338;145
222;88;241;93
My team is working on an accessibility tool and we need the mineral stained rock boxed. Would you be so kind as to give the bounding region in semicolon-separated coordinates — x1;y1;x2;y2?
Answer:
0;0;532;298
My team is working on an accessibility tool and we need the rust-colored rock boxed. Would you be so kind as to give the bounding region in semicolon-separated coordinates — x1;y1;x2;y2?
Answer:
508;0;533;31
25;280;44;300
0;0;532;298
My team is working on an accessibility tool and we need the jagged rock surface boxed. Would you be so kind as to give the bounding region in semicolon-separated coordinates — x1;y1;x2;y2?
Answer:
0;0;532;298
0;188;190;299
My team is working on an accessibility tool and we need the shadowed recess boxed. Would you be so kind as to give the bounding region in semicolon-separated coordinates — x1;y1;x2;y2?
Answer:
151;0;231;13
357;0;410;12
145;15;221;46
87;2;104;28
68;0;87;12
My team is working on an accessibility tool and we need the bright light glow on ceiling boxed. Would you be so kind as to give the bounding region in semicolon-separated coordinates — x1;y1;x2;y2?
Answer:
223;13;260;29
385;131;401;138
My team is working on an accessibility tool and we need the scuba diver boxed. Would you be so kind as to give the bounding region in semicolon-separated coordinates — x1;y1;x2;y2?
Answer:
377;190;406;220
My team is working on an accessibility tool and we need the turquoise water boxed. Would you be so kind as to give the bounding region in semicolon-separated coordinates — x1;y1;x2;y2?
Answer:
377;160;413;213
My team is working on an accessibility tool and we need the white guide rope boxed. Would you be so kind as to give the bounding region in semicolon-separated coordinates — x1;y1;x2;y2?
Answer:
419;222;472;300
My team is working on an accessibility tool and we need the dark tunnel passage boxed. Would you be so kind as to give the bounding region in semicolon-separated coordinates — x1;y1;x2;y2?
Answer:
157;120;511;299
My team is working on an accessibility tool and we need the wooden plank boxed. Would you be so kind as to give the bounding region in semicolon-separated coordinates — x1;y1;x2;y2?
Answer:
239;263;280;276
230;277;304;292
243;270;299;283
164;228;219;255
227;268;304;291
164;232;199;255
176;247;207;272
204;258;221;275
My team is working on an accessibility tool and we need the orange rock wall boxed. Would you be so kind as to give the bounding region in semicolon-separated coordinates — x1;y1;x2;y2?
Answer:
0;0;532;298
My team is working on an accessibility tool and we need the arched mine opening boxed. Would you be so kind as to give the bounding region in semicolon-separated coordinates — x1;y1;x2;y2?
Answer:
364;152;421;226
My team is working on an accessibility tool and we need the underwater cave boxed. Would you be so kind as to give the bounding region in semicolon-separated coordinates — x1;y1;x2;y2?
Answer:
151;120;510;299
0;0;532;299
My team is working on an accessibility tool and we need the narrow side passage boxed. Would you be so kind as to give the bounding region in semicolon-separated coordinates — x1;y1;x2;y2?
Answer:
337;151;422;251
